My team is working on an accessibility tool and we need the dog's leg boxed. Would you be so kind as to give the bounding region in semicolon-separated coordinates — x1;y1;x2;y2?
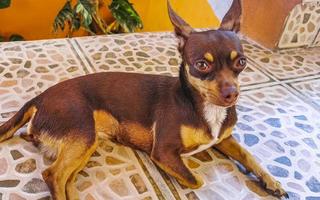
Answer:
151;150;203;189
214;136;288;198
116;122;153;154
42;136;93;200
150;118;204;189
65;141;98;200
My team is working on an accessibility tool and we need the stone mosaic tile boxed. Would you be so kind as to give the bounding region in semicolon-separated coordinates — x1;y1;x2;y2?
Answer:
167;150;277;200
76;138;159;200
0;136;159;200
162;85;320;200
242;37;320;80
233;86;320;200
1;33;320;200
290;78;320;108
312;30;320;47
0;137;51;200
278;2;320;48
0;39;88;122
74;32;271;86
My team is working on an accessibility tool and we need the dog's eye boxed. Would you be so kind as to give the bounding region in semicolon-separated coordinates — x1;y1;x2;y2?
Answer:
195;61;210;73
236;57;247;69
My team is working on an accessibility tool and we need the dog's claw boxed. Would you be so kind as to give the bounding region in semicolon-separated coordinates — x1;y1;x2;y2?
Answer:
284;192;289;199
274;189;280;196
260;180;266;188
260;177;288;198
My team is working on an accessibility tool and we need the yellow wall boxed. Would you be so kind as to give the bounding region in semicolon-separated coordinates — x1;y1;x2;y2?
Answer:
134;0;220;32
0;0;220;41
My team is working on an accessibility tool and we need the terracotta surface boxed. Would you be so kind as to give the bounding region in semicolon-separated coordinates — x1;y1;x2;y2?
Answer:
241;0;301;49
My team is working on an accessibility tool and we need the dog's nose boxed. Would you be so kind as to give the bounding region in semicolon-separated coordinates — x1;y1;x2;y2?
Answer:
221;85;239;103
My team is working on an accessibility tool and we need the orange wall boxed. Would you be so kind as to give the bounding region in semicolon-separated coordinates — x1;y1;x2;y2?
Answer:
0;0;72;40
0;0;220;41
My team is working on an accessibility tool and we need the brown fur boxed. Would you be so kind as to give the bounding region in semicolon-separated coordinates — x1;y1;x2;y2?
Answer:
0;0;287;199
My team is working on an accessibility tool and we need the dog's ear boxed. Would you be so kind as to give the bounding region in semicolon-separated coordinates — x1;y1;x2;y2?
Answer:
167;0;193;50
219;0;242;32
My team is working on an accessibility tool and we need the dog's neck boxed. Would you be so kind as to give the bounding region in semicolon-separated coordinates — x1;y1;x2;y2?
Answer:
178;62;197;105
176;62;227;157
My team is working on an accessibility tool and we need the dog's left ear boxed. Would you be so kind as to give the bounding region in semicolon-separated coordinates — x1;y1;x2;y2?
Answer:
219;0;242;33
167;0;193;51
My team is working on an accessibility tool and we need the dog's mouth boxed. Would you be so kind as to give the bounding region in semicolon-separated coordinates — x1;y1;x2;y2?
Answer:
205;93;240;108
220;96;239;107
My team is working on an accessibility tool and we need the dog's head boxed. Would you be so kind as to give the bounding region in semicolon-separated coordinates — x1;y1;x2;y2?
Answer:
168;0;246;107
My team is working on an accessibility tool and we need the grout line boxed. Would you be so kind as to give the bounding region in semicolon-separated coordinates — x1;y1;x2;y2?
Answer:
240;65;320;111
67;39;91;74
248;56;320;83
239;59;281;91
245;47;320;111
69;38;96;74
282;74;320;84
241;81;281;91
136;151;177;200
156;168;183;200
311;28;320;46
133;151;167;200
74;38;97;73
247;58;282;83
281;82;320;112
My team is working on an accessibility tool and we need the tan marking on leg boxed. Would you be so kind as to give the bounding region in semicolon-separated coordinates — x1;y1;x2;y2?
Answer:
93;110;153;152
20;111;39;145
180;125;212;151
42;136;90;200
93;110;120;138
214;136;287;197
118;122;153;154
216;127;233;144
151;153;203;189
1;106;37;142
38;134;63;160
66;140;98;200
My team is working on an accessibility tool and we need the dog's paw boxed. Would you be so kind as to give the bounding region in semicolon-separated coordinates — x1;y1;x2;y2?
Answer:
178;173;204;189
192;173;205;189
260;176;288;198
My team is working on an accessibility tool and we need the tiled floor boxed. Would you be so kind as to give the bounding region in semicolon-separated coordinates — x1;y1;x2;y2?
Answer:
0;32;320;200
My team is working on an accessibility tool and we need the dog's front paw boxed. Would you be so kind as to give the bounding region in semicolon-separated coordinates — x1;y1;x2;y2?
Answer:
178;173;204;189
261;175;288;198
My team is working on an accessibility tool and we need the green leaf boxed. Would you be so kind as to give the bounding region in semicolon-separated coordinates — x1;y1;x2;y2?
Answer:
0;35;4;42
53;1;75;32
109;0;143;33
53;0;142;35
0;0;11;9
9;34;24;41
75;0;95;33
71;16;81;32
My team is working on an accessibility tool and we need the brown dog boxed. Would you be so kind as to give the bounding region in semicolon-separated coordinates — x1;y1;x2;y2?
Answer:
0;0;288;199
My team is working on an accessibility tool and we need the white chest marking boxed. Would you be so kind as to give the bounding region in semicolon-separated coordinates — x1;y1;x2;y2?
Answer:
181;103;227;157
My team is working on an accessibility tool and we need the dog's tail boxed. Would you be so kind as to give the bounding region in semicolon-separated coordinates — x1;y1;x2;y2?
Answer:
0;100;36;143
